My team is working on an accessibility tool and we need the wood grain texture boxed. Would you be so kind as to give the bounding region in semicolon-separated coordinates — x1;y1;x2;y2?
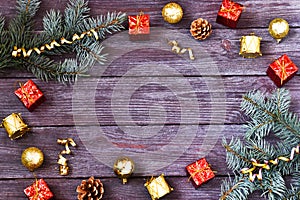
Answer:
1;177;265;200
0;0;299;199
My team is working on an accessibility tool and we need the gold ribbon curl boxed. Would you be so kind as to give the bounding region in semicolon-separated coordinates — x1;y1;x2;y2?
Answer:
57;138;76;176
168;40;195;60
12;29;99;58
241;144;300;182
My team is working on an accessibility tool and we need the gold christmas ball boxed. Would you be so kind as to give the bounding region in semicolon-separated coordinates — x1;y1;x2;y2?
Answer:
162;2;183;24
21;147;44;171
113;157;134;184
269;18;289;43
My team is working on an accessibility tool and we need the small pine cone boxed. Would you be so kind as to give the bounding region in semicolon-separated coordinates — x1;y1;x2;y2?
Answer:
76;176;104;200
190;18;212;40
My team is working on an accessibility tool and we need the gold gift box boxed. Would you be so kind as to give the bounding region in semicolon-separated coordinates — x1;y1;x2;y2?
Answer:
239;33;262;58
145;174;173;200
1;113;30;140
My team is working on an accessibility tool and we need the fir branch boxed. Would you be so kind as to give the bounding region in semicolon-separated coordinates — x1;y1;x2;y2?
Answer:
260;172;287;200
242;89;300;141
221;89;300;199
2;0;126;83
273;87;291;115
64;0;90;33
220;175;254;200
223;137;252;171
17;0;40;17
43;10;63;39
284;172;300;200
248;139;276;161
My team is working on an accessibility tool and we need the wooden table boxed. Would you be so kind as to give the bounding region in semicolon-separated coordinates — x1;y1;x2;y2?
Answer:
0;0;299;199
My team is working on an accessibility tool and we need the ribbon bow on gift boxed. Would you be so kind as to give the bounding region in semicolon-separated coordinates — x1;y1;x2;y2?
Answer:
187;160;215;183
220;0;244;20
276;59;289;85
135;12;143;32
20;83;36;105
145;174;172;199
33;179;40;200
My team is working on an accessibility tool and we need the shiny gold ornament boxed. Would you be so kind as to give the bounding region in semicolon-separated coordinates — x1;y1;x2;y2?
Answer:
21;147;44;171
239;33;262;58
1;113;29;140
269;18;289;43
145;174;173;200
162;2;183;24
113;157;135;184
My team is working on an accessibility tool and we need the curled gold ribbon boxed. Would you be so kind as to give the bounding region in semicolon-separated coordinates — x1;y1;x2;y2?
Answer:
12;28;100;58
168;40;195;60
241;144;300;182
57;138;76;176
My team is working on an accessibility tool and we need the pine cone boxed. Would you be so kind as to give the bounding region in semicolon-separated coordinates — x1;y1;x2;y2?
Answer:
76;176;104;200
190;18;212;40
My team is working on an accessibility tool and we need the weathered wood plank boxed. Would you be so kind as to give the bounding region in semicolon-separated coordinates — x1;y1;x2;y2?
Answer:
1;0;300;29
1;76;300;126
1;27;300;78
0;0;299;199
1;177;264;200
0;124;287;178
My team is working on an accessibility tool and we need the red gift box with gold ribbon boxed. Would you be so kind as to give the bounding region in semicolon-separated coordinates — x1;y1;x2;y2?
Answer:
24;179;53;200
15;80;45;111
186;158;215;188
216;0;244;28
128;12;150;35
267;54;298;87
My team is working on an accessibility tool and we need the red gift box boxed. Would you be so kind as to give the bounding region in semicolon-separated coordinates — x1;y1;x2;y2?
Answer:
267;54;298;87
128;12;150;34
24;179;53;200
186;158;215;188
216;0;244;28
128;12;150;40
15;80;45;111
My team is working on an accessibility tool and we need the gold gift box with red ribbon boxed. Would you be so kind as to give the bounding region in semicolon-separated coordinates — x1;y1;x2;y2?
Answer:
267;54;298;87
216;0;244;28
24;179;54;200
15;80;45;112
186;158;215;188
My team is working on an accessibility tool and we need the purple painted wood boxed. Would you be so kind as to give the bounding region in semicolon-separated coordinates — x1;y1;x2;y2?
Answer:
0;0;299;199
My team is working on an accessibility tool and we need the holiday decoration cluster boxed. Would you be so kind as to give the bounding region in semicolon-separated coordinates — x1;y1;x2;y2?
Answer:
0;0;299;199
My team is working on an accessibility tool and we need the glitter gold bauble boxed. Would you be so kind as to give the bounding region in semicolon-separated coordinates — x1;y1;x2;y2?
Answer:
21;147;44;171
269;18;289;43
113;157;134;184
162;2;183;24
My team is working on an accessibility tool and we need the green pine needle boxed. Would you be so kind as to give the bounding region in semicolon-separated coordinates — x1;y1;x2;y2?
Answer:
0;0;126;83
221;89;300;200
